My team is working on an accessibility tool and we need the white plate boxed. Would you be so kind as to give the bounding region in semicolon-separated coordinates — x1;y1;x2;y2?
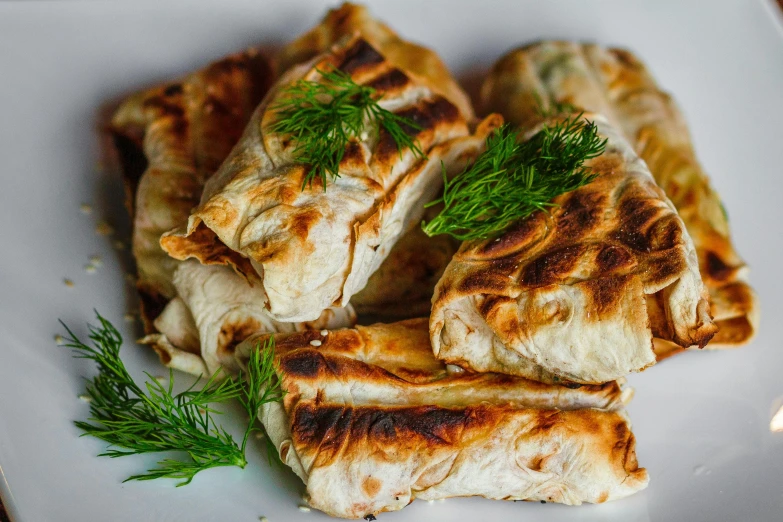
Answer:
1;1;782;521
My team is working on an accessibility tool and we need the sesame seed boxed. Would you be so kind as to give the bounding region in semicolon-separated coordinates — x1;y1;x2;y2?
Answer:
95;221;114;236
309;340;322;347
297;505;311;513
89;255;103;267
79;203;92;214
259;517;268;522
320;330;328;336
154;375;166;382
255;432;266;439
78;394;92;403
63;278;74;287
84;264;97;274
54;334;64;345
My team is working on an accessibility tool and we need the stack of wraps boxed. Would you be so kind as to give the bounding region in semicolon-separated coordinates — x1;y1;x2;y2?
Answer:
110;3;756;519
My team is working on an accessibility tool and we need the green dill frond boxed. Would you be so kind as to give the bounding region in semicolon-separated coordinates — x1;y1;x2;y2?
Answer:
422;114;606;241
270;66;425;190
238;339;285;454
61;313;283;486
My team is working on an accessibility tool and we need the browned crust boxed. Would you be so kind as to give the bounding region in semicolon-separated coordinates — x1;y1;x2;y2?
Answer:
158;33;479;322
481;42;757;348
108;48;275;334
247;319;626;411
247;319;643;516
159;222;258;283
276;2;474;119
286;400;646;516
440;120;712;344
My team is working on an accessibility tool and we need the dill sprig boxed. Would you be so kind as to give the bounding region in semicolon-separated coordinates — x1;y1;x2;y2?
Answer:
60;312;285;486
270;66;425;190
422;115;607;241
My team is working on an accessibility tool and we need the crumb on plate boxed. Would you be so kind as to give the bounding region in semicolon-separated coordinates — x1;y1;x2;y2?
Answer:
95;221;114;236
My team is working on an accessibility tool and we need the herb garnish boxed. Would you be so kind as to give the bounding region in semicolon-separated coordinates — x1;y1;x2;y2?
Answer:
422;114;607;241
61;313;284;486
270;66;425;190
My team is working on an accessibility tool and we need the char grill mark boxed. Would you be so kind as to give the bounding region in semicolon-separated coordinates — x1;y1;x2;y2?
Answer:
521;244;586;288
292;403;490;450
472;213;545;258
374;97;462;159
338;39;386;74
554;190;605;240
595;244;635;273
582;275;629;314
705;251;736;282
366;68;411;92
281;350;327;378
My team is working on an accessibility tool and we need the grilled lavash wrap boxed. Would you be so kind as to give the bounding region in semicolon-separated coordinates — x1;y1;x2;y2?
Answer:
273;3;464;321
160;35;501;322
109;47;275;328
109;50;355;377
235;319;646;519
480;41;758;352
430;112;716;385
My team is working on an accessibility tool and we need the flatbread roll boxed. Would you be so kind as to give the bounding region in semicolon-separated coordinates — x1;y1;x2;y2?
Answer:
161;35;501;322
430;113;716;385
235;319;646;519
109;50;356;376
109;48;275;329
480;41;758;350
143;260;355;377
